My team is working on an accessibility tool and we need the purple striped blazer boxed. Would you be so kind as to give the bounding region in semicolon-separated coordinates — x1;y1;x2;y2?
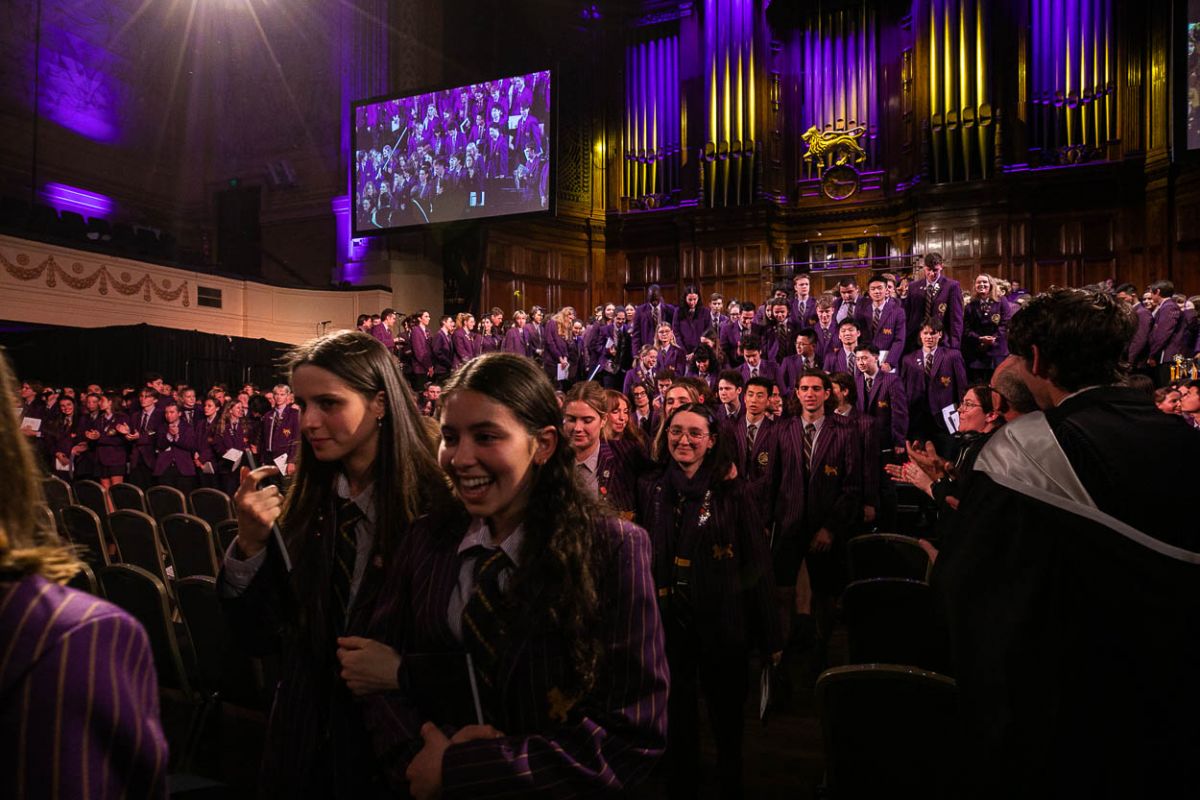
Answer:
219;500;412;798
362;514;669;797
0;574;168;799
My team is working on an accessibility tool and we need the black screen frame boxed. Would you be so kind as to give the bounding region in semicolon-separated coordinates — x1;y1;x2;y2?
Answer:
350;67;557;236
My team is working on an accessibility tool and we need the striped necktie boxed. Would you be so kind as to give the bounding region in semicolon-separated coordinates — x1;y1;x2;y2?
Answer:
331;498;364;634
803;423;816;474
461;547;515;723
925;282;939;323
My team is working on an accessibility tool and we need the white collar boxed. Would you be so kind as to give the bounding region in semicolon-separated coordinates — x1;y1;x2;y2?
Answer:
458;517;525;566
334;473;377;526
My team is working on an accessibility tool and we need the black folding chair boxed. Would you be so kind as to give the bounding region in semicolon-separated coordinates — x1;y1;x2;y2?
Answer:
188;488;234;529
147;485;187;522
32;503;57;541
847;534;932;582
66;561;102;597
109;482;148;513
841;578;942;671
40;475;75;515
214;520;239;557
60;504;113;567
176;577;263;707
107;510;172;592
98;564;193;694
816;664;962;799
74;479;109;518
162;514;220;580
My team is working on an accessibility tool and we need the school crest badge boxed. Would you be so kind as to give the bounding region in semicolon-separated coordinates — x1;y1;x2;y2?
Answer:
757;452;769;466
712;543;734;561
282;428;292;437
824;465;838;477
938;302;947;313
882;327;893;335
940;376;952;387
991;313;1001;324
877;399;889;408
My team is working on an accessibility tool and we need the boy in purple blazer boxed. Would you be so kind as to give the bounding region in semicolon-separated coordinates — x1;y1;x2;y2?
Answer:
832;276;873;331
409;310;434;386
903;252;965;352
153;402;197;493
432;315;456;379
1145;280;1186;367
737;334;778;386
371;309;398;354
126;389;162;488
811;299;839;365
863;275;906;370
779;329;820;398
790;273;818;328
260;385;300;476
771;370;863;662
719;305;757;367
632;284;677;352
824;320;864;376
899;320;969;449
1116;283;1152;366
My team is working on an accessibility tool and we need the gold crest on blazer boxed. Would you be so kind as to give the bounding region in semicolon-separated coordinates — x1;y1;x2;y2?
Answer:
824;464;839;477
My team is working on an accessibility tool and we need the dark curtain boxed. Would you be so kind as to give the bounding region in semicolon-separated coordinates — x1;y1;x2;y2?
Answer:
0;321;291;392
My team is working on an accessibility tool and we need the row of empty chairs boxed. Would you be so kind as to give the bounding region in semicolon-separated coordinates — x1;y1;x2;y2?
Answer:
816;534;958;798
42;476;235;529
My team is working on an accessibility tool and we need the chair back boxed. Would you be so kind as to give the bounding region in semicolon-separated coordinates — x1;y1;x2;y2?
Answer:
98;564;192;694
162;514;220;579
40;475;75;513
176;577;260;705
60;504;112;567
146;485;187;521
816;664;962;798
74;479;109;518
107;510;170;588
66;562;102;596
188;488;234;529
842;578;942;671
214;520;239;556
847;534;932;582
32;503;57;540
109;482;148;513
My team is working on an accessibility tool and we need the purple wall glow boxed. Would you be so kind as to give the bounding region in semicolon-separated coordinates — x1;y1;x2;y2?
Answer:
42;182;113;216
34;20;126;143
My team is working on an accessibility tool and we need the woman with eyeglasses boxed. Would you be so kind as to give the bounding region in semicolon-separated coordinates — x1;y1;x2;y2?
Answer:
636;402;781;800
887;383;1006;537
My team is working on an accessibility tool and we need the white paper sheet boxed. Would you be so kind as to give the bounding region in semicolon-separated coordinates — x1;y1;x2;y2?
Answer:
942;404;960;433
273;453;289;473
222;448;243;466
20;417;41;432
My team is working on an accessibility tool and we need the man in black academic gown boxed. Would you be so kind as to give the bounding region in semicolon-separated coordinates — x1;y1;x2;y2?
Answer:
933;288;1200;798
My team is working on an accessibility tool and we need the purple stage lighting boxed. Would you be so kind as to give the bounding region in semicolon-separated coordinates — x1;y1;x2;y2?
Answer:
42;183;114;217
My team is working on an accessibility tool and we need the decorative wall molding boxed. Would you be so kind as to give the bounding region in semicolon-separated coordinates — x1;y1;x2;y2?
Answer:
0;235;392;344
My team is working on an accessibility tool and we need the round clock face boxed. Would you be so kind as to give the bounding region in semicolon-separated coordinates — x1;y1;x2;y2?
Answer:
820;164;860;200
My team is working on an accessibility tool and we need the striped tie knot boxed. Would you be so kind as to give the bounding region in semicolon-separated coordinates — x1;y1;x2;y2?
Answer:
331;498;364;631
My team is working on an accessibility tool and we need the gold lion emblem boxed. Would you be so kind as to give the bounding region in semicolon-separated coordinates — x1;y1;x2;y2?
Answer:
802;125;867;172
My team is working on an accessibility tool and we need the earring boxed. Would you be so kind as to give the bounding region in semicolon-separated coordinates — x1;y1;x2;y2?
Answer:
377;416;384;426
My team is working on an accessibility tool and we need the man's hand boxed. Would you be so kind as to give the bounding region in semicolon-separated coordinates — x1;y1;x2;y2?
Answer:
809;528;833;553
